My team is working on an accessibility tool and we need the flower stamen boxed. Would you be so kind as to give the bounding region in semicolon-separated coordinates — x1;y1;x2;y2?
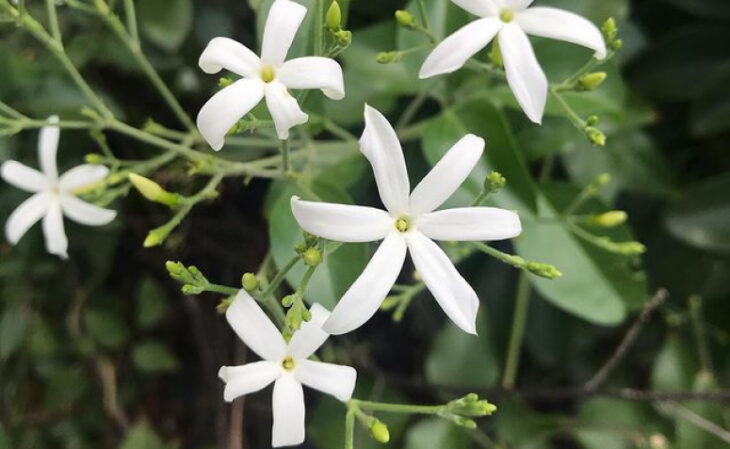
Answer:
281;356;295;371
499;9;514;23
395;217;410;233
261;65;276;83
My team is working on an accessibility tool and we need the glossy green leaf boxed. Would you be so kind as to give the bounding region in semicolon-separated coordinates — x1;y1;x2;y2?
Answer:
137;277;168;329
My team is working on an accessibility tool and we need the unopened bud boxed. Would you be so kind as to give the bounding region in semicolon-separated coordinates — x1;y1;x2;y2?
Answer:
282;295;294;307
286;307;304;331
182;284;204;295
218;77;234;88
376;51;400;64
489;40;503;67
585;126;606;147
602;18;617;41
594;173;611;188
586;115;599;126
485;171;506;194
84;153;104;164
325;1;341;31
303;248;322;267
453;417;477;429
616;241;646;256
129;173;181;207
369;419;390;443
589;211;627;228
525;262;562;280
611;39;623;50
334;29;351;46
166;261;184;278
143;227;169;248
241;273;258;291
580;72;607;90
394;10;416;28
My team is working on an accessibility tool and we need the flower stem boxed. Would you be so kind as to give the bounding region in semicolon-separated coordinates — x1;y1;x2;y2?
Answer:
259;255;300;299
344;409;355;449
45;0;62;45
349;399;444;415
280;139;291;174
502;271;531;389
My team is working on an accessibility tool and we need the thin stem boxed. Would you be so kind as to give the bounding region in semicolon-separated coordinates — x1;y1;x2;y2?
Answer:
549;86;587;129
259;255;300;299
344;409;355;449
45;0;62;45
502;271;531;390
349;399;444;415
416;0;430;32
0;101;28;120
471;242;527;270
123;0;139;44
314;0;323;56
205;283;240;296
689;295;713;373
280;139;290;174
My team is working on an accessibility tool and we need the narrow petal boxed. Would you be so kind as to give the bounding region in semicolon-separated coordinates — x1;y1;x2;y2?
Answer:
287;303;331;360
271;375;306;448
499;24;547;124
418;207;521;241
406;232;479;334
5;193;51;245
278;57;345;99
218;361;280;402
360;105;410;214
295;360;356;402
452;0;499;17
58;165;109;192
42;200;68;259
199;37;262;78
265;80;308;140
517;7;607;59
504;0;534;11
290;196;392;243
197;79;265;151
60;195;116;226
226;290;287;361
39;116;60;181
409;134;485;215
419;18;502;79
323;233;407;335
1;161;49;193
261;0;307;66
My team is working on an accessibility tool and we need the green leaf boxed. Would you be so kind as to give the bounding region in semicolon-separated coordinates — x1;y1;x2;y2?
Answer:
0;305;30;361
119;421;171;449
84;309;130;349
576;399;653;449
132;341;180;373
495;398;558;449
44;366;87;411
652;333;697;392
676;372;726;449
404;418;469;449
137;277;168;329
137;0;193;51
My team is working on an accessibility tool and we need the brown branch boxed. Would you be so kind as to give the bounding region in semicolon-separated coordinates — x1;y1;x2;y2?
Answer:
96;357;130;432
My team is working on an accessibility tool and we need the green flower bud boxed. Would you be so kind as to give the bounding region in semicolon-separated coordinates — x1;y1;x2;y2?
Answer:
241;273;258;291
144;228;169;247
602;18;618;41
84;153;104;164
525;262;563;280
611;39;623;50
286;307;304;331
394;10;416;28
485;171;506;194
616;241;646;256
302;307;312;322
334;29;352;46
585;126;606;147
218;77;234;88
586;115;599;126
489;40;503;67
594;173;612;188
376;51;400;64
282;295;295;307
129;173;181;207
325;1;341;31
303;248;322;267
588;211;628;228
182;284;204;295
107;171;128;185
453;417;477;429
579;72;607;90
369;419;390;443
166;261;185;278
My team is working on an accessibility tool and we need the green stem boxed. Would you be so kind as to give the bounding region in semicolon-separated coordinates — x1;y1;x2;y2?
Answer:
502;271;531;390
122;0;139;43
280;139;291;174
314;0;324;56
344;409;355;449
205;283;240;296
549;86;587;129
416;0;430;33
45;0;62;45
349;399;444;415
689;295;713;373
471;242;526;270
259;255;300;299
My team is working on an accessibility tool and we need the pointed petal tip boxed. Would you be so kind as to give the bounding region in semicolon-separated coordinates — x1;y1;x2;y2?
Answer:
218;366;229;382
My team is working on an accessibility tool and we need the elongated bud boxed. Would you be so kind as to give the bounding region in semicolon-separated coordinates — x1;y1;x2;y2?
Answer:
586;115;599;126
94;0;110;14
144;227;170;248
615;241;646;256
580;72;607;90
602;18;617;41
585;126;606;147
369;419;390;443
182;284;204;295
218;77;234;88
588;211;628;228
326;1;341;31
394;10;416;28
241;273;258;291
129;173;181;207
303;248;322;267
84;153;104;164
334;29;351;46
485;171;506;194
282;295;294;307
525;262;562;280
611;39;623;50
489;40;503;67
376;51;400;64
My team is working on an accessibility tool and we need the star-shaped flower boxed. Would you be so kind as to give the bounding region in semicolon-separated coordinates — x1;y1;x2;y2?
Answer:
196;0;345;150
219;291;357;447
1;116;116;259
291;105;522;335
419;0;607;124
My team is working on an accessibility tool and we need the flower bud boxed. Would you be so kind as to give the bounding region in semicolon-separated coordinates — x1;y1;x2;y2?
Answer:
601;18;617;41
586;115;599;126
282;295;295;307
615;241;646;256
369;419;390;443
489;40;503;67
611;39;623;50
84;153;104;164
579;72;607;90
394;10;416;28
166;261;185;278
303;248;322;267
453;417;477;429
241;273;258;291
588;211;628;228
325;1;341;31
484;171;506;194
594;173;612;189
334;29;352;46
182;284;204;295
585;126;606;147
144;228;169;248
218;77;234;88
129;173;181;207
376;51;400;64
525;262;562;280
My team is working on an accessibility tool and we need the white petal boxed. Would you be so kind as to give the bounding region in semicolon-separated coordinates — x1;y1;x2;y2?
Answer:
271;375;306;448
290;196;392;243
517;7;607;59
42;200;68;259
278;57;345;100
265;80;308;140
261;0;307;66
360;105;410;214
199;37;262;78
406;232;479;334
218;361;280;402
287;303;331;359
323;233;407;335
419;17;502;79
295;360;356;402
5;193;51;245
503;0;534;11
60;195;116;226
499;23;547;124
39;116;60;181
1;161;49;193
58;165;109;192
418;207;521;241
409;134;485;215
452;0;499;17
197;79;265;151
226;290;287;361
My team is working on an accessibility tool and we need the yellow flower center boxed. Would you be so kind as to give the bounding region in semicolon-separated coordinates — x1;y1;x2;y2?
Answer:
499;9;514;23
261;65;276;83
282;356;295;371
395;217;410;233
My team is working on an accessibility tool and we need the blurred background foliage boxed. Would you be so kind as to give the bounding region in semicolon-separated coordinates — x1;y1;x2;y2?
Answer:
1;0;729;448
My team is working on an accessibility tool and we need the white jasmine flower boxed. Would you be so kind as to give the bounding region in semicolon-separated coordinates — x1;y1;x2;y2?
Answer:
291;105;522;335
219;290;357;447
419;0;607;124
197;0;345;150
1;116;116;259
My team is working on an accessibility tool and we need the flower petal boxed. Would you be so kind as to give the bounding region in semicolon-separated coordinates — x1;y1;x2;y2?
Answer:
287;303;331;359
218;361;281;402
199;37;261;78
39;116;60;181
60;195;116;226
261;0;307;66
452;0;499;17
278;57;345;99
290;196;392;243
499;23;547;124
503;0;534;12
517;7;607;59
409;134;485;215
323;233;407;335
5;193;51;245
418;207;521;241
360;105;410;214
295;360;356;402
406;232;479;334
1;161;49;193
58;165;109;192
265;80;308;140
197;79;265;151
419;17;502;79
271;375;306;448
226;290;287;361
42;200;68;259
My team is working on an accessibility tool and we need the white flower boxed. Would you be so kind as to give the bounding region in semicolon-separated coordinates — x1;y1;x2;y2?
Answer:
291;105;522;335
419;0;607;124
1;116;116;259
196;0;345;150
219;290;357;447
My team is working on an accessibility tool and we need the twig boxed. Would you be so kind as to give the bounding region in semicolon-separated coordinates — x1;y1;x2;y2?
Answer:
96;358;130;432
657;402;730;444
584;289;669;391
